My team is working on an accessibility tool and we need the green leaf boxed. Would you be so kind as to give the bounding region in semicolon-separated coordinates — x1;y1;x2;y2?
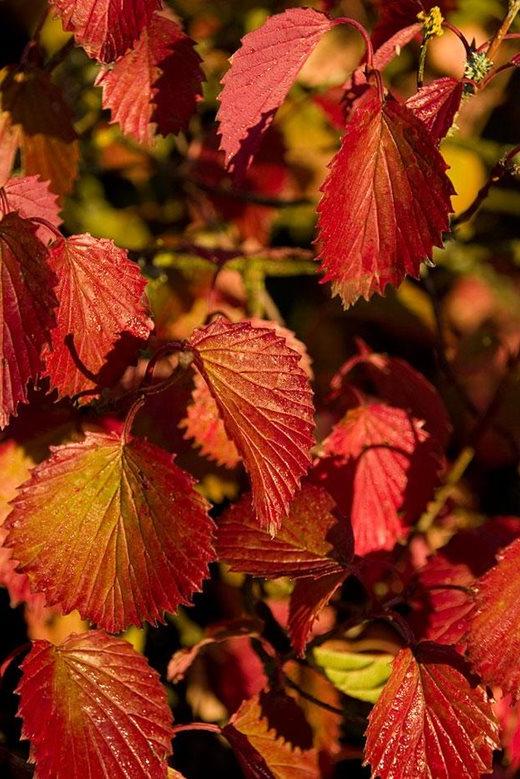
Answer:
313;646;393;703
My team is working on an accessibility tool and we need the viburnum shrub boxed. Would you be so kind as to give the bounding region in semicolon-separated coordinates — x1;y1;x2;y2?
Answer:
0;0;519;777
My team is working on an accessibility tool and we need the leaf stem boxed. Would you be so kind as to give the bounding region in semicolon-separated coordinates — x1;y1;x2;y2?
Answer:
486;1;520;63
442;21;472;57
335;17;375;69
171;723;222;736
416;446;475;533
283;675;346;717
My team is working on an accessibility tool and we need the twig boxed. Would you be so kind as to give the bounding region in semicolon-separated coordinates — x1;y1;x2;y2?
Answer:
172;723;222;736
45;38;75;72
283;675;347;718
416;446;475;533
487;1;520;64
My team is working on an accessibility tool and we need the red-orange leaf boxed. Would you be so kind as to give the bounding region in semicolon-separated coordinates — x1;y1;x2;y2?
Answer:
216;485;351;578
223;693;319;778
318;403;440;555
217;7;335;178
18;630;173;778
42;234;152;398
467;537;520;701
96;10;203;145
406;77;464;145
180;370;241;468
288;571;346;655
189;317;314;534
0;212;57;428
5;430;215;632
365;643;499;779
317;87;454;307
50;0;162;63
0;66;79;196
1;175;62;240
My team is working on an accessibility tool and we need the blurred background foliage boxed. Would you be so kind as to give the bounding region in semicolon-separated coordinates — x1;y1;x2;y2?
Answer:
0;1;519;776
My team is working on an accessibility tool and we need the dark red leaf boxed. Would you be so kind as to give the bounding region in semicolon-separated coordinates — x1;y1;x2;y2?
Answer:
96;10;203;145
189;317;314;534
18;630;173;777
0;66;79;196
467;536;520;701
0;213;57;428
330;340;451;447
316;87;454;307
216;484;352;579
317;403;440;555
288;571;346;656
42;234;152;398
406;77;464;145
50;0;162;62
5;430;216;632
365;642;499;779
217;7;335;178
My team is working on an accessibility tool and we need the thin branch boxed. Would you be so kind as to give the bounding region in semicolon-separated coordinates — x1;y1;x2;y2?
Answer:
487;1;520;63
171;723;222;736
283;675;347;718
416;446;475;533
45;38;75;72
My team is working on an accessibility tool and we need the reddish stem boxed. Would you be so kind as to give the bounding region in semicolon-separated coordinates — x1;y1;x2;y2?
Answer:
122;396;146;444
172;723;222;736
143;341;186;386
335;17;375;69
442;21;472;57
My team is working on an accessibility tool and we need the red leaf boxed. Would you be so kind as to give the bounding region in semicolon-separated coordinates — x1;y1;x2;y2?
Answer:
317;403;441;555
0;112;18;186
181;319;312;469
188;317;314;534
216;484;352;578
372;1;457;50
410;517;520;646
223;693;320;778
5;430;215;632
0;440;39;607
0;213;57;428
467;536;520;701
330;340;451;447
288;571;346;656
217;7;335;178
42;234;152;398
0;66;79;196
96;10;203;145
365;643;499;779
316;87;454;307
1;176;61;241
50;0;162;63
18;630;173;778
406;77;464;145
180;371;241;468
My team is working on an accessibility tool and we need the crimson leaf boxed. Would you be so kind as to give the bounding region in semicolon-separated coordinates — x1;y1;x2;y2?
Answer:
18;630;173;777
50;0;162;63
406;77;464;145
365;643;499;779
188;317;314;534
96;10;203;145
316;86;454;307
42;234;152;398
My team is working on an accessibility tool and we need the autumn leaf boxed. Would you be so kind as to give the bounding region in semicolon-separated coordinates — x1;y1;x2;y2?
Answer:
406;77;464;145
217;7;335;178
317;403;441;555
18;630;173;778
467;536;520;701
316;86;454;307
96;10;203;145
365;643;499;779
223;692;320;778
180;370;241;469
330;340;451;448
0;66;79;196
50;0;162;63
288;571;347;656
1;175;62;240
0;212;57;429
42;234;152;398
189;317;314;534
216;484;351;578
5;430;216;632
